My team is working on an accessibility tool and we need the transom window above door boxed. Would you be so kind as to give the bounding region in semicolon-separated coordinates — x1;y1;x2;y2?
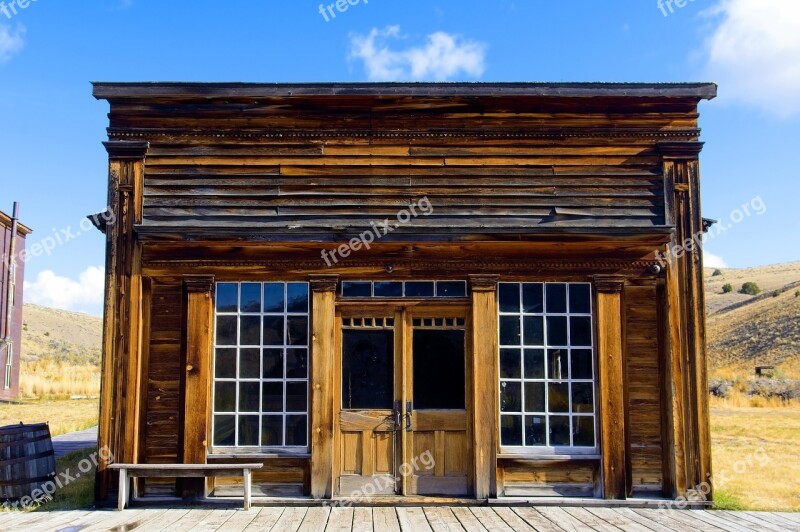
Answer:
341;280;468;298
498;282;596;452
212;282;310;451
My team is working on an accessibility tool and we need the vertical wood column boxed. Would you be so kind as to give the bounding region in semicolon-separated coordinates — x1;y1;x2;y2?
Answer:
182;275;215;499
96;141;148;501
469;275;498;500
310;275;338;499
595;276;627;500
658;141;712;498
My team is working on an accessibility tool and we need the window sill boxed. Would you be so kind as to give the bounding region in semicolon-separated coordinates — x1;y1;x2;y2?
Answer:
208;450;311;459
497;453;601;461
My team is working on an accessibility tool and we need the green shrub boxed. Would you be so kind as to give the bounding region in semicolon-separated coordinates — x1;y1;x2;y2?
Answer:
795;290;799;298
740;282;761;296
712;269;723;276
722;283;733;294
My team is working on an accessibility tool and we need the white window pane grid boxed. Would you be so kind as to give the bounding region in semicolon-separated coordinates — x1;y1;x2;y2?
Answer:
213;282;309;450
498;282;597;450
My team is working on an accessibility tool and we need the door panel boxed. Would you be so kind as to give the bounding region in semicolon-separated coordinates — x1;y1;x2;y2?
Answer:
337;317;399;496
334;307;472;498
406;318;471;496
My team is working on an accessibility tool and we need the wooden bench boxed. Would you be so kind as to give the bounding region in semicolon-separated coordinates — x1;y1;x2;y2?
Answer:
108;463;263;511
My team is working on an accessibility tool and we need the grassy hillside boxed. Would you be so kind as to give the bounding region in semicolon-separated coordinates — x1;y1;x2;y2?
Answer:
705;261;800;377
18;304;102;398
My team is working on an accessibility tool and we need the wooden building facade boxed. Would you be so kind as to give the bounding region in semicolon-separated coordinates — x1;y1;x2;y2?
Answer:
92;82;716;503
0;204;29;401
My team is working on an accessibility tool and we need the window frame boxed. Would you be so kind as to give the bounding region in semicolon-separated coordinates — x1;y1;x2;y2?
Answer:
211;281;310;454
497;281;599;457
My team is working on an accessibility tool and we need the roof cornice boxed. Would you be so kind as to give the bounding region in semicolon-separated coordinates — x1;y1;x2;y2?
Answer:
92;82;718;101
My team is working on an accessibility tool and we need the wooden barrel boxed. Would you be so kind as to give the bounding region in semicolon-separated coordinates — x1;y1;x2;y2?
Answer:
0;423;56;501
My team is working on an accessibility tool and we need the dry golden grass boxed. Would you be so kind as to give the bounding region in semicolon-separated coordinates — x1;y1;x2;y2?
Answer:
0;398;98;437
711;405;800;511
18;359;100;399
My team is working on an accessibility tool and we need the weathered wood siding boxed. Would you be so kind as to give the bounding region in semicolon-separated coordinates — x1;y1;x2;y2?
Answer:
100;97;701;237
141;278;183;495
625;282;664;492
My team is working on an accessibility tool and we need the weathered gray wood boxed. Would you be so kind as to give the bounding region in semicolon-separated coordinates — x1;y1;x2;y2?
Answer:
535;507;594;532
423;506;466;532
468;507;516;531
396;507;433;532
371;506;402;532
271;506;308;531
298;506;331;531
509;507;565;532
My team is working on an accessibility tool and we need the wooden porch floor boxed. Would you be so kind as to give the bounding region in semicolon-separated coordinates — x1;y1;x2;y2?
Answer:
4;506;799;532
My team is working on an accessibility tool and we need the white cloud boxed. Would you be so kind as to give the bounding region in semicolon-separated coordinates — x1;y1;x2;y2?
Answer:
704;0;800;118
0;24;25;63
24;266;105;315
704;250;728;269
349;26;487;81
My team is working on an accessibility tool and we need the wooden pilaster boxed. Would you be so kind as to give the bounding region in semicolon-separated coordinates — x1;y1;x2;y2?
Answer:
595;276;627;500
658;141;712;499
181;275;215;499
310;274;338;499
96;141;148;502
469;275;499;500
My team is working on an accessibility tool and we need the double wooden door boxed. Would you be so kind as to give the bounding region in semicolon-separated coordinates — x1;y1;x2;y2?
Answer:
334;305;472;497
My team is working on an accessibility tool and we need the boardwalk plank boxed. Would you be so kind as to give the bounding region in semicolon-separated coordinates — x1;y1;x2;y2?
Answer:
592;507;674;532
212;508;261;532
125;508;176;530
562;507;624;532
4;505;795;531
246;506;287;530
352;507;374;532
272;507;308;532
153;509;215;532
689;510;756;532
136;508;194;531
630;509;705;532
493;507;538;531
372;506;402;532
450;506;488;532
774;513;800;526
718;510;787;531
468;507;515;532
511;507;566;532
326;507;355;532
536;507;594;532
397;507;433;532
424;507;466;532
82;508;157;531
27;509;94;530
188;508;238;531
757;512;800;529
299;506;331;531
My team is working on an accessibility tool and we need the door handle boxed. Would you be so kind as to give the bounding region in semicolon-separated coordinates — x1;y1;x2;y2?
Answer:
405;401;413;432
393;400;402;430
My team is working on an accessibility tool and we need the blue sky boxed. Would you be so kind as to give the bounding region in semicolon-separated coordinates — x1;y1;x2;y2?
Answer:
1;0;798;315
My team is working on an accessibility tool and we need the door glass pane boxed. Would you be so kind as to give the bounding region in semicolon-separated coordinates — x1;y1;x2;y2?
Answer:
413;329;466;410
342;329;394;409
